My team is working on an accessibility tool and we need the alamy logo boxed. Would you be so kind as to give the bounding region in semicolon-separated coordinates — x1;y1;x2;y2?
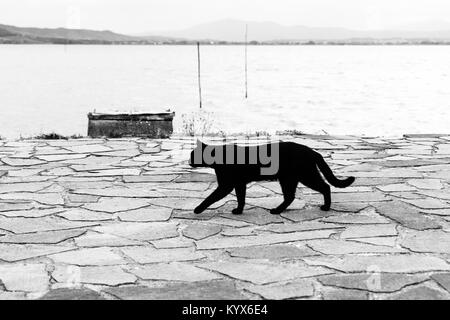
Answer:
191;139;280;175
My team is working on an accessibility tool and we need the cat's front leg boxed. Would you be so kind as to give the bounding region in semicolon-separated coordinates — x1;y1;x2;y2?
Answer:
232;184;246;215
194;185;233;214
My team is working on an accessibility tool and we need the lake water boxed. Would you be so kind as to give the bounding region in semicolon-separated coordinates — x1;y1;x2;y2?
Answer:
1;45;450;139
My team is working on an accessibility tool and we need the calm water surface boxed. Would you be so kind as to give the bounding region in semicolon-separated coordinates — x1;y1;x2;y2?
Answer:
1;45;450;139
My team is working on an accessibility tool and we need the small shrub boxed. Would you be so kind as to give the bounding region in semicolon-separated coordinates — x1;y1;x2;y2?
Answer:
276;129;304;136
181;109;216;137
33;132;68;140
32;132;85;140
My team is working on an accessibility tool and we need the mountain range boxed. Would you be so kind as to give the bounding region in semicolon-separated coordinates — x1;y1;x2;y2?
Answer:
148;19;450;42
2;19;450;45
0;23;175;44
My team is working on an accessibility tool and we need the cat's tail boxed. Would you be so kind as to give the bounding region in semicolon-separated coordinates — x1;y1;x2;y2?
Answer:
315;153;355;188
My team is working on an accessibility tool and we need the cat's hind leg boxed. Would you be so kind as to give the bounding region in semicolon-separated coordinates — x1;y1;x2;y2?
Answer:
300;173;331;211
194;185;234;214
232;184;246;215
270;179;298;215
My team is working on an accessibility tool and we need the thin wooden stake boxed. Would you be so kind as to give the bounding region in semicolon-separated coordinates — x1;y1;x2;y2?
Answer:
197;42;202;109
244;24;248;99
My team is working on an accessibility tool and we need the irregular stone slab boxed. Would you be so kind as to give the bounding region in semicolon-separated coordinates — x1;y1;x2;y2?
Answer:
76;168;141;177
83;198;153;213
0;201;35;212
0;182;53;193
118;207;172;222
246;197;306;210
374;201;441;231
123;174;178;183
221;226;256;236
0;244;74;262
73;187;163;198
196;230;336;250
151;237;194;249
318;273;426;293
321;212;390;225
377;184;417;192
53;265;137;286
369;159;441;168
150;197;208;211
228;244;317;260
417;189;450;201
322;288;369;300
1;157;45;167
128;263;221;282
66;144;111;153
0;264;48;292
157;188;209;198
50;248;126;266
407;179;443;190
121;247;204;264
0;229;86;244
199;261;331;285
174;173;216;183
308;239;405;254
105;280;245;300
431;273;450;293
57;209;113;221
388;285;449;300
172;209;217;220
353;178;404;187
351;237;397;247
39;288;104;300
401;198;450;209
209;216;252;228
261;221;344;233
0;216;97;234
75;232;142;247
36;154;88;162
245;280;314;299
94;222;179;241
338;163;383;173
281;208;333;222
0;208;65;218
304;192;389;203
57;178;115;190
160;182;213;192
0;192;64;205
220;207;286;225
331;202;371;212
96;149;141;158
182;223;222;240
340;224;398;239
350;169;423;178
304;255;450;273
401;230;450;254
67;194;100;203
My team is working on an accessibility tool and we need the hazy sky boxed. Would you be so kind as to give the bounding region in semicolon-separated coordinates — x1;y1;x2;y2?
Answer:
1;0;450;34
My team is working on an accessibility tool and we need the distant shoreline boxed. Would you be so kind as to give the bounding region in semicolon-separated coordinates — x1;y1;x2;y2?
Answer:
2;41;450;46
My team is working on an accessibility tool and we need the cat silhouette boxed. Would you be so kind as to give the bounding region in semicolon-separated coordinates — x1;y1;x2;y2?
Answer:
189;140;355;215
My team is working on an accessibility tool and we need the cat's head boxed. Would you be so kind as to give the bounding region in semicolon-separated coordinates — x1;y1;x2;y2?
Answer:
189;139;209;167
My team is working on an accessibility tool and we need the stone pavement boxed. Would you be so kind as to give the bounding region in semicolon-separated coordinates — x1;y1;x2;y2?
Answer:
0;134;450;300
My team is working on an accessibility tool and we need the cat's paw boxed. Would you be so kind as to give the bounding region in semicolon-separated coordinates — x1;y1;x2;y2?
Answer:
270;208;281;215
194;206;204;214
320;205;330;211
232;208;243;215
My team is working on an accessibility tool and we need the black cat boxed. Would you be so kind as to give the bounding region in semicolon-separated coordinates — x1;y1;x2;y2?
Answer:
189;140;355;215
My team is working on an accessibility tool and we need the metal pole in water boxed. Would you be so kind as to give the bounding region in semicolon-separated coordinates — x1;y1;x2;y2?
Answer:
244;24;248;99
197;42;202;109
